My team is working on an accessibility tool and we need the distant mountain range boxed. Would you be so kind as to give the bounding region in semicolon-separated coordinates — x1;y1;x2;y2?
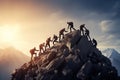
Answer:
102;48;120;76
0;47;30;80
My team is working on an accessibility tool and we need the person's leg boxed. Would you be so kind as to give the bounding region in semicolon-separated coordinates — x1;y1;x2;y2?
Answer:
82;30;84;35
31;54;33;61
80;29;82;35
48;43;50;48
59;34;61;42
42;48;44;53
45;44;47;50
72;27;76;31
53;40;54;45
35;53;37;57
40;48;41;53
62;34;64;39
54;39;57;44
70;27;72;32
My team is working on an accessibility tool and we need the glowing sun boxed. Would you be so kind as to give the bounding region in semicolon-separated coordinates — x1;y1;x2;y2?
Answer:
0;25;19;43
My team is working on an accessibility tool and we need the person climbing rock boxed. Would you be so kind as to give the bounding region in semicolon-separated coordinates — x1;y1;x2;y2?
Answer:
59;28;67;41
85;29;91;41
92;38;97;47
80;24;85;35
30;47;39;61
39;43;45;54
67;22;76;32
45;37;52;50
52;34;58;45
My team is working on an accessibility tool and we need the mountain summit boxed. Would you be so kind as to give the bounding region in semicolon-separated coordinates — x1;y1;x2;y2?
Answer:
11;28;120;80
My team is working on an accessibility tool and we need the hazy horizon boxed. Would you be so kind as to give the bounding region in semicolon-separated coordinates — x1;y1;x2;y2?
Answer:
0;0;120;56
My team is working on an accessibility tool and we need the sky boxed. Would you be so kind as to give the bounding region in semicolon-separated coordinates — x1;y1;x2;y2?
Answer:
0;0;120;56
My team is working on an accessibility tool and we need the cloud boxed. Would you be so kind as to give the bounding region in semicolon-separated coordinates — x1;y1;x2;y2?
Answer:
100;20;120;34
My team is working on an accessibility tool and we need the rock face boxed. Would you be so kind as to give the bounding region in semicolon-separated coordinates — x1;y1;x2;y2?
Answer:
11;30;120;80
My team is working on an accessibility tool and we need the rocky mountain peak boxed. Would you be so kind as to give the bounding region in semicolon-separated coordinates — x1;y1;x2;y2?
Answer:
11;27;120;80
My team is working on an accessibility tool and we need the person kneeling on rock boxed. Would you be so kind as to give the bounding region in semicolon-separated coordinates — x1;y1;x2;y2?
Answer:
92;38;97;47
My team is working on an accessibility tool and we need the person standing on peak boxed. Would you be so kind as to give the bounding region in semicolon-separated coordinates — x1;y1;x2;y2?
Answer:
67;22;76;32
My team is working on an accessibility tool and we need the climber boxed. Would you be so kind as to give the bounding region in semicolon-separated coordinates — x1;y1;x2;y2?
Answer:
59;28;67;41
52;34;58;45
80;24;85;35
45;37;52;50
30;47;39;61
67;22;76;32
92;38;97;47
85;29;91;41
39;43;45;54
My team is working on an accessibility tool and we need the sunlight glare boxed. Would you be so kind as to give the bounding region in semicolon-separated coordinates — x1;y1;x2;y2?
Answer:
0;25;19;43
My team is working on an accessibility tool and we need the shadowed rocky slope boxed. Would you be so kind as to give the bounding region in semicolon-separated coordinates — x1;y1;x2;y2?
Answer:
11;30;120;80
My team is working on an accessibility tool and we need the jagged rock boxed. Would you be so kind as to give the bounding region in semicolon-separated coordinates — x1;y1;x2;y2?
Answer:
63;48;69;57
65;30;81;49
77;60;93;80
11;29;119;80
47;50;57;62
46;56;65;71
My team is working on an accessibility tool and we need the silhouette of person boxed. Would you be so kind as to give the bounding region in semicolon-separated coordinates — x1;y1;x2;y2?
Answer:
59;28;67;41
52;34;58;45
30;47;38;61
85;29;91;41
67;22;76;32
80;24;85;35
92;38;97;47
39;43;45;54
45;37;52;50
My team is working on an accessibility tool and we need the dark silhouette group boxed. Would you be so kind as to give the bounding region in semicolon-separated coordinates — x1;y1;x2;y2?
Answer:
29;22;97;61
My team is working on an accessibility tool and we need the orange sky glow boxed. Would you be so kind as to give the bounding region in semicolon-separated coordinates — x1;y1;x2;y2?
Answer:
0;1;69;56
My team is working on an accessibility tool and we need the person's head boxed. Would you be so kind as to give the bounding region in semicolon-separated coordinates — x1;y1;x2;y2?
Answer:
34;47;36;50
93;38;95;41
67;22;73;24
67;22;70;24
83;24;85;26
54;34;56;36
63;28;65;31
43;43;45;45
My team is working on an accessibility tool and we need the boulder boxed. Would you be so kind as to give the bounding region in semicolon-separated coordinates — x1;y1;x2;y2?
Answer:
47;51;57;62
